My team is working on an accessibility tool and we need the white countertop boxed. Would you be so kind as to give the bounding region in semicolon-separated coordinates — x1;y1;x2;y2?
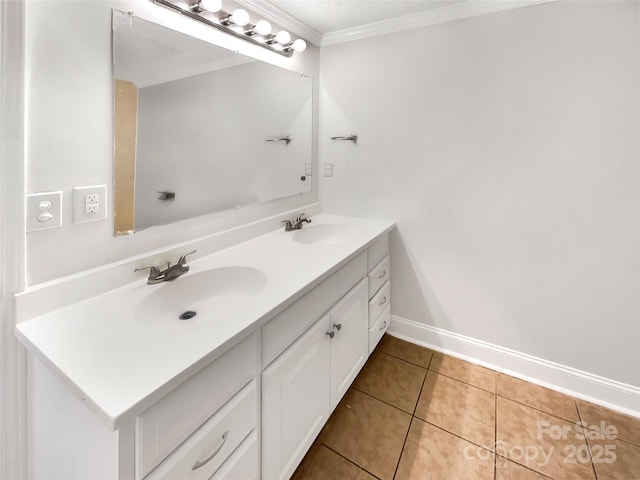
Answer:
15;214;394;430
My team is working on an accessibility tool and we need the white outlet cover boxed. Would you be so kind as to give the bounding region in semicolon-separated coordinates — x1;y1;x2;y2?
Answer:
323;163;334;177
26;191;63;232
74;185;107;224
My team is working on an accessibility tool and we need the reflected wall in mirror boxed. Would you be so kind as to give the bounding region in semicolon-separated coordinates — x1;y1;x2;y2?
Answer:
112;10;312;235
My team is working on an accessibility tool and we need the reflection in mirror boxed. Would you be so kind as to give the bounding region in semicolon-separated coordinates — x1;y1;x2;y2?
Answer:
112;10;312;235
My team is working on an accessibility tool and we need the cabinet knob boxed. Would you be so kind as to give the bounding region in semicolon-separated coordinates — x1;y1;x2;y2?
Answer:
378;296;387;306
379;320;387;331
333;323;342;331
378;270;387;279
326;331;335;339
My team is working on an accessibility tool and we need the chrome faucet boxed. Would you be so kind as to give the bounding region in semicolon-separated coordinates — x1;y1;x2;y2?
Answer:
282;213;312;231
134;250;197;284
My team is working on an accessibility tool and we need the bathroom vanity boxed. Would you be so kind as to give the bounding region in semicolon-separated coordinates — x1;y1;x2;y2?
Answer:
15;213;393;480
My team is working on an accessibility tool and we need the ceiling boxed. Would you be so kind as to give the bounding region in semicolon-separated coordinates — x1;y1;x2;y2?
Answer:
235;0;481;45
113;10;252;87
267;0;465;35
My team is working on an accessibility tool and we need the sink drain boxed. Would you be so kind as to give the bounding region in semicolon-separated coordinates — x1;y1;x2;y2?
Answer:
179;310;197;320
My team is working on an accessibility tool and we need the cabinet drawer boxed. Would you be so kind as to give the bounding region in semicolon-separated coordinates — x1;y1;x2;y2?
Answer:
369;304;390;354
262;252;367;366
368;280;390;327
367;235;389;271
146;381;256;480
138;333;257;479
368;256;390;299
210;431;258;480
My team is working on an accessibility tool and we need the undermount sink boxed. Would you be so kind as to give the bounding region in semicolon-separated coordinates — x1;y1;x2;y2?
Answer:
292;224;353;245
135;266;268;329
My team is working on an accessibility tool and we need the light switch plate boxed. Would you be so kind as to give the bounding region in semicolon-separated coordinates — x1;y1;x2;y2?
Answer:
323;163;334;177
74;185;107;224
26;191;63;232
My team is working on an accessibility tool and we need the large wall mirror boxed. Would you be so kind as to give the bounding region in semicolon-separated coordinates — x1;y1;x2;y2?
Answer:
112;10;312;235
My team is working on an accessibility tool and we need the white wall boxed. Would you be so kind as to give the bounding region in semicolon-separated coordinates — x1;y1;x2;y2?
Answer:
24;0;319;284
319;1;639;387
136;61;312;229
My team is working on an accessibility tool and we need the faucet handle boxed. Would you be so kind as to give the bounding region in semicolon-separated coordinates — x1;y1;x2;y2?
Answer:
134;265;162;277
295;213;306;221
134;265;166;284
177;250;197;266
134;265;160;273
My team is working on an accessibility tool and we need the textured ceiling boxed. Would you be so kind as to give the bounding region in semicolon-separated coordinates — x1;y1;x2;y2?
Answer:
267;0;465;34
113;10;245;87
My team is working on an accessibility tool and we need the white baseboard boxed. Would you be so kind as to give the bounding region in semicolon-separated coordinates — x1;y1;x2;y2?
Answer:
388;315;640;419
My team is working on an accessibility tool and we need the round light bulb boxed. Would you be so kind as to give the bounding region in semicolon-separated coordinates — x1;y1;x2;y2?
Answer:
229;8;250;26
275;30;291;45
291;38;307;52
254;19;272;36
198;0;221;12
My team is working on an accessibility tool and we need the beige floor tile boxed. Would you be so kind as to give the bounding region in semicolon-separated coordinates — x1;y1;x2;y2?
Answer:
496;457;553;479
497;373;579;422
352;351;426;413
414;371;495;450
496;397;595;480
376;334;434;368
588;437;640;480
291;443;376;480
577;399;640;447
429;352;497;392
318;388;411;480
395;418;494;480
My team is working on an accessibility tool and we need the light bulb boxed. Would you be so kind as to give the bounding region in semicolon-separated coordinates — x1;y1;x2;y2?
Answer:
229;8;250;26
254;19;272;36
275;30;291;45
291;38;307;52
198;0;221;12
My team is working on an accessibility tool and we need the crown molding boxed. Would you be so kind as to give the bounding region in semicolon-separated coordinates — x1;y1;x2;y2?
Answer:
235;0;323;46
321;0;556;46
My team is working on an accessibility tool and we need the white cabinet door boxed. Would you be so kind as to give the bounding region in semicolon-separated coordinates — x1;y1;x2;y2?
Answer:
329;278;369;410
262;315;332;480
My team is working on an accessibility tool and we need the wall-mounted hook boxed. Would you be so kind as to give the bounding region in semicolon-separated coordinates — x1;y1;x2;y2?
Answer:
331;134;357;143
266;135;292;145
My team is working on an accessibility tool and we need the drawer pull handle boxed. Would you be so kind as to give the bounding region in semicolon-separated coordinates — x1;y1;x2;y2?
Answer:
326;331;335;339
378;270;387;279
379;320;387;331
192;431;228;471
333;323;342;331
378;296;387;306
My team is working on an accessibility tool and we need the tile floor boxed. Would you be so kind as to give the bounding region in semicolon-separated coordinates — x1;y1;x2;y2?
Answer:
292;335;640;480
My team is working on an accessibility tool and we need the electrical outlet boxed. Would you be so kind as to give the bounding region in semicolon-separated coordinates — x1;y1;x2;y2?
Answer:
86;203;99;214
74;185;107;224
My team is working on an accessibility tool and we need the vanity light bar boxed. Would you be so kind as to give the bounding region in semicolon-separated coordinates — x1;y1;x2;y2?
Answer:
151;0;307;57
